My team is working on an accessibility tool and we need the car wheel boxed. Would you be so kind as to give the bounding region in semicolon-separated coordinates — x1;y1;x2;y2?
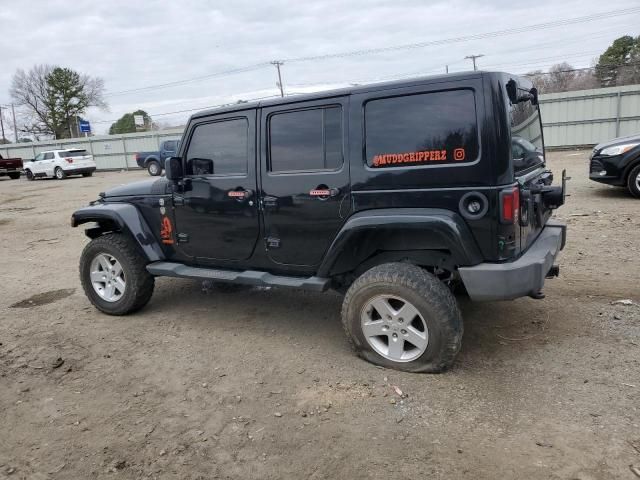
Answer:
82;172;93;177
627;164;640;198
54;167;66;180
8;173;20;180
25;169;34;181
147;161;161;176
79;233;155;315
341;263;463;373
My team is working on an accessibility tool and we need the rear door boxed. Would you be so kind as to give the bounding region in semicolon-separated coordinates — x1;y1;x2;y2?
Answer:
42;152;56;176
63;149;95;168
507;82;550;252
260;98;350;267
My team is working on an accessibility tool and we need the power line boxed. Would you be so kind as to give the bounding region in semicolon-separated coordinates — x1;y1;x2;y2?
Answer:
104;63;271;97
282;7;640;63
99;7;639;99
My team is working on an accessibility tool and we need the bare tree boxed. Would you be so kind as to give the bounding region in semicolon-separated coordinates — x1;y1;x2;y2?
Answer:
10;64;107;139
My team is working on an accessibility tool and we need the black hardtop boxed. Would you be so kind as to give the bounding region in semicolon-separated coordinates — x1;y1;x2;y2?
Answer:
190;71;517;121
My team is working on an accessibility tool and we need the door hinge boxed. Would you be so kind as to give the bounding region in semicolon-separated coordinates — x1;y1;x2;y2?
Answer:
266;236;281;249
177;233;189;243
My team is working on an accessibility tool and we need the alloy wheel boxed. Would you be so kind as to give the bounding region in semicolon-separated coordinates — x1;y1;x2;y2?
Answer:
89;253;126;302
360;294;429;362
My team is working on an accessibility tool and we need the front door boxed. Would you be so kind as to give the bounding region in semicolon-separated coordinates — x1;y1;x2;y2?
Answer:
260;98;351;267
173;111;260;262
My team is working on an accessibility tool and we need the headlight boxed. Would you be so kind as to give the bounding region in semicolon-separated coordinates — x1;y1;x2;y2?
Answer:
600;142;640;156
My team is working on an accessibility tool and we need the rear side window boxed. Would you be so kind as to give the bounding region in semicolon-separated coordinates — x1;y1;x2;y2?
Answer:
185;118;248;176
365;90;479;168
269;106;343;173
64;150;88;158
44;152;54;160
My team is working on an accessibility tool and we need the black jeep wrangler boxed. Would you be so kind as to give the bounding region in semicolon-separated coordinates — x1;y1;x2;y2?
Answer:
72;71;567;373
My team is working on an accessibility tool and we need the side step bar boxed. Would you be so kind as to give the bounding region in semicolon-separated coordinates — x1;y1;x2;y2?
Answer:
146;261;331;292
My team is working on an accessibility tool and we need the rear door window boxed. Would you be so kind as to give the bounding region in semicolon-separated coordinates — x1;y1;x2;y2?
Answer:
365;90;479;168
43;152;54;160
269;106;343;173
509;99;544;174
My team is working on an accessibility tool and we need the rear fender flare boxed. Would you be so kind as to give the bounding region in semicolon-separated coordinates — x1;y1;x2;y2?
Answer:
71;203;164;262
144;156;160;167
317;208;483;277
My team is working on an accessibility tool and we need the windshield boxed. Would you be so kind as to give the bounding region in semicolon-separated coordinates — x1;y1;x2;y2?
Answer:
508;92;544;175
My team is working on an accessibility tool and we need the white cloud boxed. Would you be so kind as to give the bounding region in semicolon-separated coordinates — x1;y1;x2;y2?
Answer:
1;0;637;133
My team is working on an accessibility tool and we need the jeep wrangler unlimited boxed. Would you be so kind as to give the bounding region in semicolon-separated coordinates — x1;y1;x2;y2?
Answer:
72;71;566;373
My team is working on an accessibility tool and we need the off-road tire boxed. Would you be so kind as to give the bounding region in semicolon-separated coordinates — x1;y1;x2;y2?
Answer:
147;161;162;176
82;172;93;177
79;233;155;315
627;164;640;198
25;169;34;181
341;263;463;373
8;172;20;180
55;167;66;180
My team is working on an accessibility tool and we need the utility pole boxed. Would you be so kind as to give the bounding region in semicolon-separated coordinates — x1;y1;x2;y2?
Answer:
271;61;285;97
464;54;485;71
0;106;5;143
445;65;449;74
11;104;18;143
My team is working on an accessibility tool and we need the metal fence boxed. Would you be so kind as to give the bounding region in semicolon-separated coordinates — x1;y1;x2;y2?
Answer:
539;84;640;148
2;84;640;168
0;129;183;170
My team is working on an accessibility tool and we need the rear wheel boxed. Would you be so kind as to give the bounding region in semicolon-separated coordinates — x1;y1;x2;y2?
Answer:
8;172;20;180
54;167;66;180
627;164;640;198
25;169;34;181
79;233;155;315
341;263;463;373
147;161;161;176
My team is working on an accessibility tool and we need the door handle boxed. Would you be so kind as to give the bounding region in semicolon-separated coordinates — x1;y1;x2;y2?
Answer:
263;196;278;208
227;189;253;200
309;186;340;199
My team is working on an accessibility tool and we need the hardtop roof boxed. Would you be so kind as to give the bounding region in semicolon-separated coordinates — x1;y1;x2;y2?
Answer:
190;70;513;121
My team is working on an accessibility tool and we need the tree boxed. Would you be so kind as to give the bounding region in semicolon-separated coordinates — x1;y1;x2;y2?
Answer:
109;110;153;134
10;64;106;139
525;63;597;94
595;35;640;87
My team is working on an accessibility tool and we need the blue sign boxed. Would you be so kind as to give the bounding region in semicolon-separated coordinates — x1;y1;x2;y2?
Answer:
79;120;91;133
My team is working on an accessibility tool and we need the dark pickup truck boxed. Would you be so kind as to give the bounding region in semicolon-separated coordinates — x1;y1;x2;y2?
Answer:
134;139;181;176
0;153;22;179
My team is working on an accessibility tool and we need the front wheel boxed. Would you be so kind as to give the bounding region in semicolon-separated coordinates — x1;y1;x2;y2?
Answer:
341;263;463;373
627;164;640;198
79;233;155;315
147;161;161;176
54;167;66;180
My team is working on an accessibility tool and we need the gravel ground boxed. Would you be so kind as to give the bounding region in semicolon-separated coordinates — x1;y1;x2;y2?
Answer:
0;150;639;480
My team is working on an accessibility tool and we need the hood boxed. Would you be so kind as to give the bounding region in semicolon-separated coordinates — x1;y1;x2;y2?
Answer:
102;178;169;198
594;133;640;151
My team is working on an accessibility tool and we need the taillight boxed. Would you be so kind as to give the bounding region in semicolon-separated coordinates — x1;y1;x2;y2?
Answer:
500;186;520;224
65;157;73;164
135;153;139;161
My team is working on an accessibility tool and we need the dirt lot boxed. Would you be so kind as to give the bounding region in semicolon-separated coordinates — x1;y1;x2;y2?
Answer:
0;151;639;479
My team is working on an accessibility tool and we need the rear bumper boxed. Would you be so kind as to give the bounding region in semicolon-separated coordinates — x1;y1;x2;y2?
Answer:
63;166;96;175
458;220;566;301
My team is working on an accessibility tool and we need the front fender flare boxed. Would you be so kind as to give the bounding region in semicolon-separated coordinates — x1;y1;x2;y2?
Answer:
71;203;165;262
317;208;483;277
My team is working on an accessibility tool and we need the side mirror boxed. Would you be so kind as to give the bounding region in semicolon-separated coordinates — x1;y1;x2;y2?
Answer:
165;157;183;181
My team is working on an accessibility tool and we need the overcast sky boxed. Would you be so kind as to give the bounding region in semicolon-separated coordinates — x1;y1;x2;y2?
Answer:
1;0;638;136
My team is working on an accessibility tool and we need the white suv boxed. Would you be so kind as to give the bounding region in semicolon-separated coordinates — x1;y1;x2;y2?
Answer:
23;149;97;180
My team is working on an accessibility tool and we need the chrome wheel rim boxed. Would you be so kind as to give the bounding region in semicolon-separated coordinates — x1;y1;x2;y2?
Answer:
90;253;125;302
149;163;159;175
635;172;640;191
55;169;63;179
360;295;428;362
